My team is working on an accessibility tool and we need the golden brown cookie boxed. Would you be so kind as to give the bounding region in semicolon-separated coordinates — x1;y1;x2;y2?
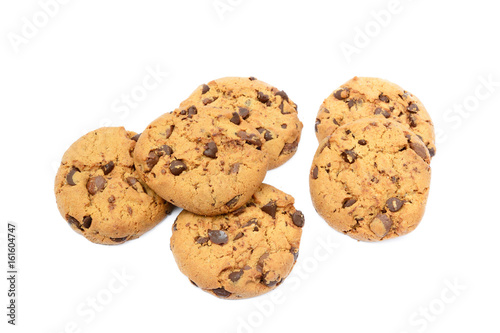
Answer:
310;118;431;242
315;77;436;157
54;127;172;245
170;184;304;299
133;107;269;216
179;77;303;170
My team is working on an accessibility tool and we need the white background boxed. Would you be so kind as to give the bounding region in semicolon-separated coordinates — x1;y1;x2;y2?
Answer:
1;1;499;332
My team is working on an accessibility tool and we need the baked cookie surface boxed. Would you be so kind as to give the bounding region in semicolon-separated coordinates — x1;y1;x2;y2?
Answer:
170;184;304;299
133;107;269;216
180;77;303;169
315;77;436;157
54;127;172;245
310;118;431;242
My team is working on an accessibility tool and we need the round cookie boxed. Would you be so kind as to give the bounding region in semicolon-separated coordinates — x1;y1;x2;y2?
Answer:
179;77;303;170
310;118;431;242
170;184;304;299
315;77;436;157
133;107;269;216
54;127;173;245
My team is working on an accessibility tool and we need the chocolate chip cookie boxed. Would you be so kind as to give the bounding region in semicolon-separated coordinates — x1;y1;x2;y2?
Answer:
179;77;303;170
315;77;436;157
54;127;173;245
310;118;431;242
133;107;269;216
170;184;304;299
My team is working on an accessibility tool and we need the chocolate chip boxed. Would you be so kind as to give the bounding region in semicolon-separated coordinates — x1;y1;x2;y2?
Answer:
180;109;187;115
87;176;106;195
261;201;277;218
358;139;367;145
165;125;175;139
279;102;291;115
370;214;393;238
126;177;137;186
347;99;356;108
232;206;246;216
230;163;240;174
428;147;436;157
101;161;115;175
249;76;257;81
202;97;217;105
261;272;279;287
375;108;391;118
230;112;241;125
66;167;80;186
290;248;299;261
407;103;419;113
201;84;210;94
386;197;404;212
341;150;357;164
292;211;305;227
315;119;321;133
159;145;173;156
203;142;218;159
236;131;262;147
257;253;269;272
82;216;92;229
280;140;298;155
67;216;83;231
196;236;210;245
146;151;160;170
226;195;240;208
379;94;390;103
238;107;250;119
275;90;289;102
243;218;259;228
131;133;141;142
208;230;228;245
212;287;231;298
257;92;270;104
408;115;417;128
334;88;350;100
188;106;197;116
110;236;128;243
229;270;244;282
332;118;340;126
257;128;273;141
312;166;319;179
170;160;187;176
409;141;428;161
234;232;244;241
108;195;115;203
343;198;357;208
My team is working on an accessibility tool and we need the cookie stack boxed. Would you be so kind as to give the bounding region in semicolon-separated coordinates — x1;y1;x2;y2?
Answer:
55;77;305;299
310;77;434;241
